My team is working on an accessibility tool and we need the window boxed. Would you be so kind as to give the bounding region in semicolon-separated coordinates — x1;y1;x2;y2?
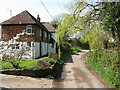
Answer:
40;29;42;37
26;25;32;33
27;42;31;47
52;44;54;48
44;31;47;38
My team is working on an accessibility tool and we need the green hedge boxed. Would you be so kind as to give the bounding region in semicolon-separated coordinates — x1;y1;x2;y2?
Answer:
87;50;120;90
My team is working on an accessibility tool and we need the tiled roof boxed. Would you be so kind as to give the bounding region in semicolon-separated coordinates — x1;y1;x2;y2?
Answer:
0;10;56;33
42;22;56;33
1;10;39;25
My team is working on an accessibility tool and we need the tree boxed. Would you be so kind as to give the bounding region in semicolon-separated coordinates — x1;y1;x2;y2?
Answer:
100;2;120;49
0;31;31;69
55;0;120;58
55;14;74;58
63;1;119;50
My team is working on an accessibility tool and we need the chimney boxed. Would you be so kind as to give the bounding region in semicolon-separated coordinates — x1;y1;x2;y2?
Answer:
37;15;40;22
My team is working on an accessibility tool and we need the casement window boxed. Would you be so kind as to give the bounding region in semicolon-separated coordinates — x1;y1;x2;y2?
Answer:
44;31;47;38
27;42;31;47
26;25;32;33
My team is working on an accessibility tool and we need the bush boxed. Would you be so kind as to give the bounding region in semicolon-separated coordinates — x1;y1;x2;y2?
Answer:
87;50;120;89
60;42;72;53
39;57;55;65
48;53;59;61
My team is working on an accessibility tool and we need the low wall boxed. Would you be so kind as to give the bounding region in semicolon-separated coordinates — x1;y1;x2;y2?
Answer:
2;68;52;77
1;61;61;78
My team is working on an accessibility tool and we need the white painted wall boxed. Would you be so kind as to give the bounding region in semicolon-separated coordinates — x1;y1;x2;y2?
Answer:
41;41;48;56
34;42;40;58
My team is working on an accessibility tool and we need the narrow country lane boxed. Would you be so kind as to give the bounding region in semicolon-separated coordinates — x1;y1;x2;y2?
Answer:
53;50;111;88
0;50;112;88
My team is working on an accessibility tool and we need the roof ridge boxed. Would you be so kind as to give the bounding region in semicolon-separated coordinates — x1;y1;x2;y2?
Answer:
0;10;39;24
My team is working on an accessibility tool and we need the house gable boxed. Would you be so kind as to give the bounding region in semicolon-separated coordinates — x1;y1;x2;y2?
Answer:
1;10;37;25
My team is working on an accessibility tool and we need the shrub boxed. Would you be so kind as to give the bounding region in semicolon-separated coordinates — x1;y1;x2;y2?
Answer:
87;50;120;89
39;57;55;65
60;42;72;53
48;53;59;61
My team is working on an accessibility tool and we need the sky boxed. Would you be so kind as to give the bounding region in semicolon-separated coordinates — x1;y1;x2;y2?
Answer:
0;0;72;23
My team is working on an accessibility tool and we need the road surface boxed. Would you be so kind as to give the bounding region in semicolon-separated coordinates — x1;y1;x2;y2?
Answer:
0;50;111;88
53;50;111;88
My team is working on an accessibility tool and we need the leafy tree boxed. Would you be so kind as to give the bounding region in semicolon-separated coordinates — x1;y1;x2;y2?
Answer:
55;14;74;58
100;2;120;49
0;31;31;69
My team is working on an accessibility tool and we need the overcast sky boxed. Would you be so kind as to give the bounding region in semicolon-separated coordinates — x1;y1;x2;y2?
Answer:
0;0;72;23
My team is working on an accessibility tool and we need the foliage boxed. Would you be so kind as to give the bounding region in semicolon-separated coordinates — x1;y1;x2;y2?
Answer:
55;14;74;58
55;1;120;50
60;42;72;53
87;50;120;89
100;2;120;48
48;53;59;61
68;39;89;49
39;57;56;64
68;48;81;54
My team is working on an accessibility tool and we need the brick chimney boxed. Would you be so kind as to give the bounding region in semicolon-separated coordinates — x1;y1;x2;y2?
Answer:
37;15;40;22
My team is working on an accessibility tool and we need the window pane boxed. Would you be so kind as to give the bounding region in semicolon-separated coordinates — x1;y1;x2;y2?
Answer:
26;25;32;33
27;29;32;33
27;42;31;47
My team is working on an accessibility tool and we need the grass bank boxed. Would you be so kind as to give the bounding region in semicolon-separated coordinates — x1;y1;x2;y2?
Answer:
87;49;120;90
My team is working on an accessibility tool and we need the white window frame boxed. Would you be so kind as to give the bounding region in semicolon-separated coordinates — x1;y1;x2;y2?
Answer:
26;25;32;34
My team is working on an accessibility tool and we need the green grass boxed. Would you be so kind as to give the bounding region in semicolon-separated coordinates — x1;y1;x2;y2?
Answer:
19;60;39;69
68;48;81;54
0;60;39;70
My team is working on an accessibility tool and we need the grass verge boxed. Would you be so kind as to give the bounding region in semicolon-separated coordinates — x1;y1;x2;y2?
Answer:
87;50;120;90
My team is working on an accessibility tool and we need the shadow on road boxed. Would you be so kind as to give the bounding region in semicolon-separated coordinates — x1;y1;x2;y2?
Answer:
64;55;74;63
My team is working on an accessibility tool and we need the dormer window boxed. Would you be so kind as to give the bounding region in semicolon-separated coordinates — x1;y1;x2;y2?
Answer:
26;25;32;33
